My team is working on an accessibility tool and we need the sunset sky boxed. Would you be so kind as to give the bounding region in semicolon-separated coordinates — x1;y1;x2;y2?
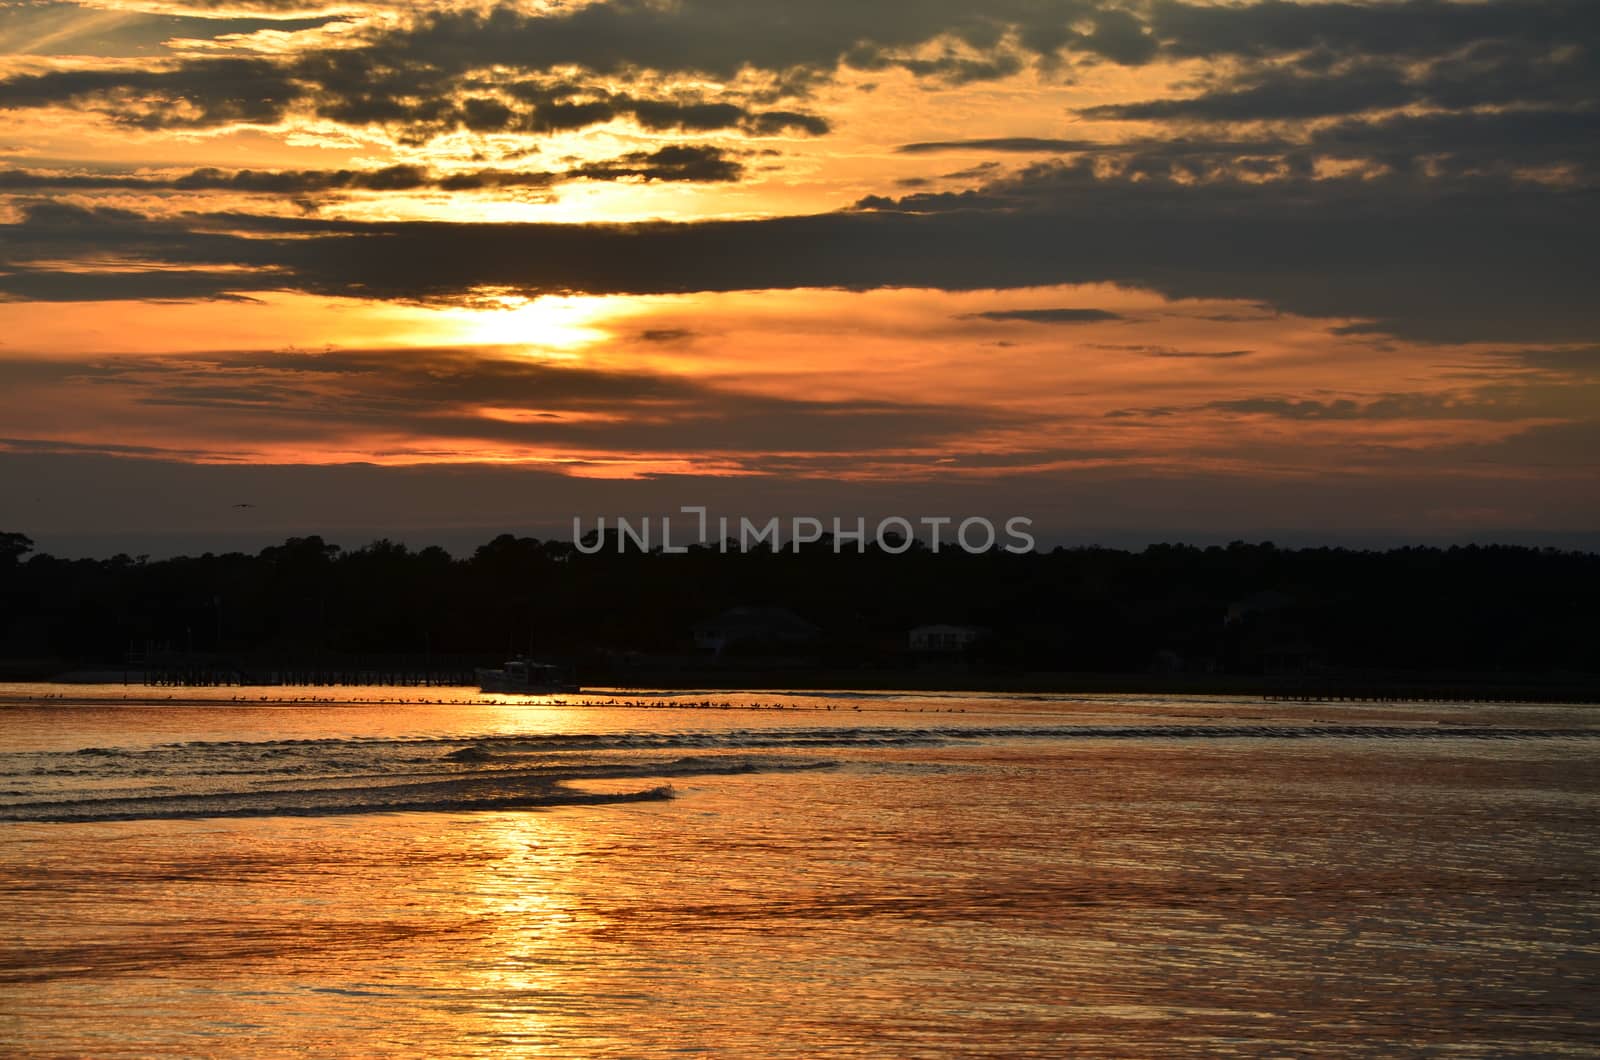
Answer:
1;0;1595;554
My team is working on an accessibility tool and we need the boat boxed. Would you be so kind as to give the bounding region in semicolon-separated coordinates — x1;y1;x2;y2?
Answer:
475;657;581;693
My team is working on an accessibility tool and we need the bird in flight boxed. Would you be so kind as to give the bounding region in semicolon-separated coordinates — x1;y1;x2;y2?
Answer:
232;503;256;509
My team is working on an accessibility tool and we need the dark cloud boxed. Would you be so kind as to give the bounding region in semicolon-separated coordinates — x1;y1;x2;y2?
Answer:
1148;0;1596;63
0;269;266;303
2;0;1591;132
0;347;1021;457
0;145;743;197
898;138;1103;154
850;161;1599;341
2;0;1590;184
0;164;446;194
3;156;1596;343
10;0;1578;136
844;45;1029;85
1459;418;1600;469
1306;108;1600;176
344;1;1141;86
1083;46;1598;123
0;4;343;57
1110;383;1599;422
963;308;1124;324
894;136;1312;184
0;1;1134;138
0;57;302;129
739;110;832;136
567;144;743;183
0;436;207;459
1492;346;1600;377
1083;0;1599;154
937;161;1002;181
0;57;829;139
82;0;351;13
1145;349;1253;359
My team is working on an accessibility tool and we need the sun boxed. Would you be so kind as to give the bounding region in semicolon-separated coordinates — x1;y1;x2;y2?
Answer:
437;292;615;352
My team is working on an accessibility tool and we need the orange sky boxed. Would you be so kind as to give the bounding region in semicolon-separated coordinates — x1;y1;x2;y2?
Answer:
0;0;1595;548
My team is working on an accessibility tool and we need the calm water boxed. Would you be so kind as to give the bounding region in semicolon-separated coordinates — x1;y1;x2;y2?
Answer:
1;685;1596;1057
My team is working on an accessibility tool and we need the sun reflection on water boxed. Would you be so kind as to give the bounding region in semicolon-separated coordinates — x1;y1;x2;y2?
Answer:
1;698;1596;1056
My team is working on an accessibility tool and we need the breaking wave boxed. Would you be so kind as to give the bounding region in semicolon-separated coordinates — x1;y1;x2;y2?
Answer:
1;721;1592;823
0;755;805;823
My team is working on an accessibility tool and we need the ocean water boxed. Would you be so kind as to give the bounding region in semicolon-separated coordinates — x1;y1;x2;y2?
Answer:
1;685;1596;1057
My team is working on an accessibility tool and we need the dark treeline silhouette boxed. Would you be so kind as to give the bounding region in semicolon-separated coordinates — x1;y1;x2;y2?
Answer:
1;530;1598;689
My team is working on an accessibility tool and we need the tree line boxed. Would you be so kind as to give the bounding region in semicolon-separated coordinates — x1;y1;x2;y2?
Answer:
1;531;1596;678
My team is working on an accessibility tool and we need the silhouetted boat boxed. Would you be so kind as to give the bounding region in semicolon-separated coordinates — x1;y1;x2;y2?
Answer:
475;657;580;693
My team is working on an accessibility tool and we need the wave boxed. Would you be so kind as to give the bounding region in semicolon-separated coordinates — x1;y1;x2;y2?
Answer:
0;755;821;823
7;722;1594;781
3;722;1592;823
429;723;1600;759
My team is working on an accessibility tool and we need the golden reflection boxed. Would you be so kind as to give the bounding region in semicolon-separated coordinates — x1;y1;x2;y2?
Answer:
454;807;615;1052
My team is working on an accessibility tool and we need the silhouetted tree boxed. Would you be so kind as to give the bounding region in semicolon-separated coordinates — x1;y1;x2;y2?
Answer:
0;530;1596;680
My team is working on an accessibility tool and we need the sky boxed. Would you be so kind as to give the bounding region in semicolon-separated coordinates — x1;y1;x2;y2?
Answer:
0;0;1596;555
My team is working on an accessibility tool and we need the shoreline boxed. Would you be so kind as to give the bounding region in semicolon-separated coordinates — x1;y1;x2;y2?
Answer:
4;678;1600;710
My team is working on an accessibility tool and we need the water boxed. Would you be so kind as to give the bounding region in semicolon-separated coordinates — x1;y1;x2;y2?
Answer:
2;685;1596;1056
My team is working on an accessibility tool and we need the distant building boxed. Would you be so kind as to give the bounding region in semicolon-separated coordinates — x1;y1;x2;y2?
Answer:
693;607;820;655
908;624;984;654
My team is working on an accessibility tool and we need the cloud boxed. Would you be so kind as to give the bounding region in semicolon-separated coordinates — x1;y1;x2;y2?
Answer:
1305;108;1600;176
1148;0;1595;63
1084;1;1598;133
0;3;344;56
898;138;1103;154
343;1;1151;85
1145;349;1252;359
0;346;1025;459
4;0;1591;145
1109;383;1600;423
1460;418;1600;468
0;1;1149;139
963;308;1124;324
567;144;744;183
2;0;1590;204
1082;50;1597;124
4;137;1597;342
1;0;1596;547
0;57;832;138
0;145;744;201
1493;346;1600;377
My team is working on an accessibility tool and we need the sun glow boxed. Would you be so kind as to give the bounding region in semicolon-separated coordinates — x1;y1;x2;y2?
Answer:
439;294;615;352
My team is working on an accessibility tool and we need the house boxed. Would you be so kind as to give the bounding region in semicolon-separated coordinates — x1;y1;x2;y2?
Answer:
693;606;819;655
908;624;984;654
